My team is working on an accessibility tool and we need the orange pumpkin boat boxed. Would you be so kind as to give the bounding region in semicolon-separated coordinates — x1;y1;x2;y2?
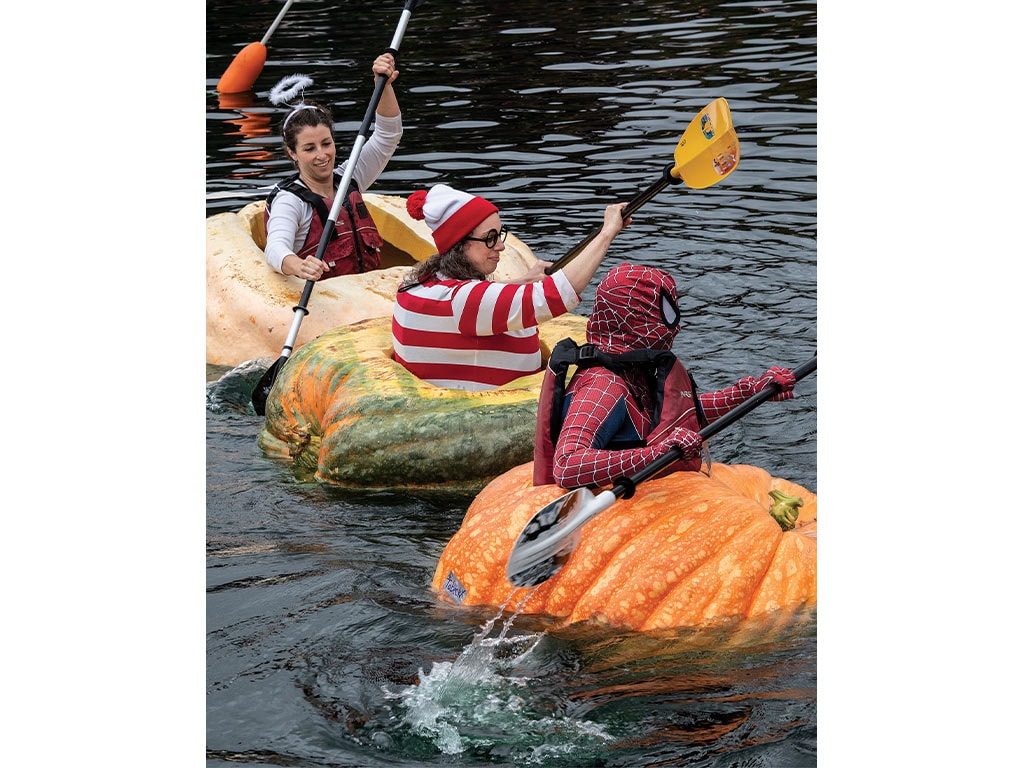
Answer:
432;461;816;631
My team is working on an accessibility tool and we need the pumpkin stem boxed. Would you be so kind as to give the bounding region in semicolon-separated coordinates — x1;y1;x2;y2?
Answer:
768;489;804;531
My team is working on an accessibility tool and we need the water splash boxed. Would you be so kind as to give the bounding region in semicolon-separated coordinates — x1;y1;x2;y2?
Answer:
205;358;269;414
384;591;615;762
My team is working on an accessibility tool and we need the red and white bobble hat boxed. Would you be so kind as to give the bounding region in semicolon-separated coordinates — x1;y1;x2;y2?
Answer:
406;184;498;254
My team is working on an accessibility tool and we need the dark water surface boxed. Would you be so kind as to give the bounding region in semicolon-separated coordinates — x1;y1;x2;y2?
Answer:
206;1;818;765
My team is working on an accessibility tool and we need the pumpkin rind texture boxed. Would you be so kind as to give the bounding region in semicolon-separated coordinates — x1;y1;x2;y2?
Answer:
432;462;816;630
258;314;589;491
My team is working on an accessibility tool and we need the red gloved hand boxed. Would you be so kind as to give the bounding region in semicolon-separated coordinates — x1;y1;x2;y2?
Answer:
750;366;796;401
665;426;703;459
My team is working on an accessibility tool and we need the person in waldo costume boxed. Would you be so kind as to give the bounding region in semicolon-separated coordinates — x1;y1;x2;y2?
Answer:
532;263;798;489
262;53;402;281
392;184;632;391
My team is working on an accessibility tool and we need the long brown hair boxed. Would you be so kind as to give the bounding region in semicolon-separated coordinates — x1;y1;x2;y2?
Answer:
400;241;491;286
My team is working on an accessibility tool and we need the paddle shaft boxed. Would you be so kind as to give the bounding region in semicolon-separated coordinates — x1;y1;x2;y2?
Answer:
275;0;422;359
261;0;297;46
252;0;424;415
622;354;817;492
544;164;682;275
282;75;388;340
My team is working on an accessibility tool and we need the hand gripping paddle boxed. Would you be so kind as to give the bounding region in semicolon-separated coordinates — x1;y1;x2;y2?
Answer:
544;97;740;275
251;0;427;416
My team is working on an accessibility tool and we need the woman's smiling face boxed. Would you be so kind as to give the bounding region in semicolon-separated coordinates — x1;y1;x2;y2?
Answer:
287;124;336;184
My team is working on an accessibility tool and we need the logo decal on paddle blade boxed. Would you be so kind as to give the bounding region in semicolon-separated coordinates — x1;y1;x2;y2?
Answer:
713;140;739;176
701;113;715;139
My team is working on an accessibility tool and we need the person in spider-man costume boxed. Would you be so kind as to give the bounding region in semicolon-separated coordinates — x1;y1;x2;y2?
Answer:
533;263;797;489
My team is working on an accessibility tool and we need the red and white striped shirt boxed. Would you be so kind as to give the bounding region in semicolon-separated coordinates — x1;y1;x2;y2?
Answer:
392;271;580;390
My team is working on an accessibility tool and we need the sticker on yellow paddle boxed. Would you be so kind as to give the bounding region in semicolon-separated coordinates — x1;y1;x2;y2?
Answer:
672;97;741;189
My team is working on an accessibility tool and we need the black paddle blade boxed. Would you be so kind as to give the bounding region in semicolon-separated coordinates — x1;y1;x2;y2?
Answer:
506;489;585;587
251;356;285;416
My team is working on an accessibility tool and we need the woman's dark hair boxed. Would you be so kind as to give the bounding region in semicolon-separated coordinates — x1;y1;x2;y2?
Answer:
400;241;491;287
280;102;334;154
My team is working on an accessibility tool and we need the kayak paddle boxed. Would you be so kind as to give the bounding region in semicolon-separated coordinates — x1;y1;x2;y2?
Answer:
506;353;817;588
545;97;739;275
252;0;427;416
217;0;298;94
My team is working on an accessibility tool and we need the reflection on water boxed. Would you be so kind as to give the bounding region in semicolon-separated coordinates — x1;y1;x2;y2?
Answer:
216;92;275;161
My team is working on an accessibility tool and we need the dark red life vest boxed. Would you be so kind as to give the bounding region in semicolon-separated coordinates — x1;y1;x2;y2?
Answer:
532;338;708;486
265;170;383;277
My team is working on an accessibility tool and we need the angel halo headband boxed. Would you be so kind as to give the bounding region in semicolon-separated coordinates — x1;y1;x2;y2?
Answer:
269;74;320;129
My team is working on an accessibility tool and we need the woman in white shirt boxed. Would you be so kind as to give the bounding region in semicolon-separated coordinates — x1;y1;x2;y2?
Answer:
263;52;402;280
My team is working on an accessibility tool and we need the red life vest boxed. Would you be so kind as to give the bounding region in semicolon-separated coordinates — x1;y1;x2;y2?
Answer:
265;171;383;277
532;338;708;486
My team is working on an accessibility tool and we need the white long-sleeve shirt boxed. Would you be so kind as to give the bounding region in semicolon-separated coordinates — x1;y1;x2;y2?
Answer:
264;112;403;272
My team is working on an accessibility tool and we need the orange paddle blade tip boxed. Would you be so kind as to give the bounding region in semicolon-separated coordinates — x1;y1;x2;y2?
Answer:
216;42;268;94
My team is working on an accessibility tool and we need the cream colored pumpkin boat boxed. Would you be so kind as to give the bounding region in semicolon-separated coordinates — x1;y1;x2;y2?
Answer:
206;195;540;367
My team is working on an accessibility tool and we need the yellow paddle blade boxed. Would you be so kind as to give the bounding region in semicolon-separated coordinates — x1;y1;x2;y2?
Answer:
671;97;740;189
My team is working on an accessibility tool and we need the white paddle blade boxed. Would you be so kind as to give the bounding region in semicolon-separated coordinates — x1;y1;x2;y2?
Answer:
506;489;585;586
506;488;616;587
506;530;581;588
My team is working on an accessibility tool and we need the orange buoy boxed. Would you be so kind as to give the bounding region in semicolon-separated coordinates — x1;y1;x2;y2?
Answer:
215;0;296;94
216;42;267;94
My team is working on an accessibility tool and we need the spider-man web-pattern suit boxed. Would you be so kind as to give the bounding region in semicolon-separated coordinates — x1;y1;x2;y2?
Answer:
545;264;795;489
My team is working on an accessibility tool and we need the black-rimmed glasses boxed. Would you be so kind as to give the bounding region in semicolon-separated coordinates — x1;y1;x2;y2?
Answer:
464;225;509;249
